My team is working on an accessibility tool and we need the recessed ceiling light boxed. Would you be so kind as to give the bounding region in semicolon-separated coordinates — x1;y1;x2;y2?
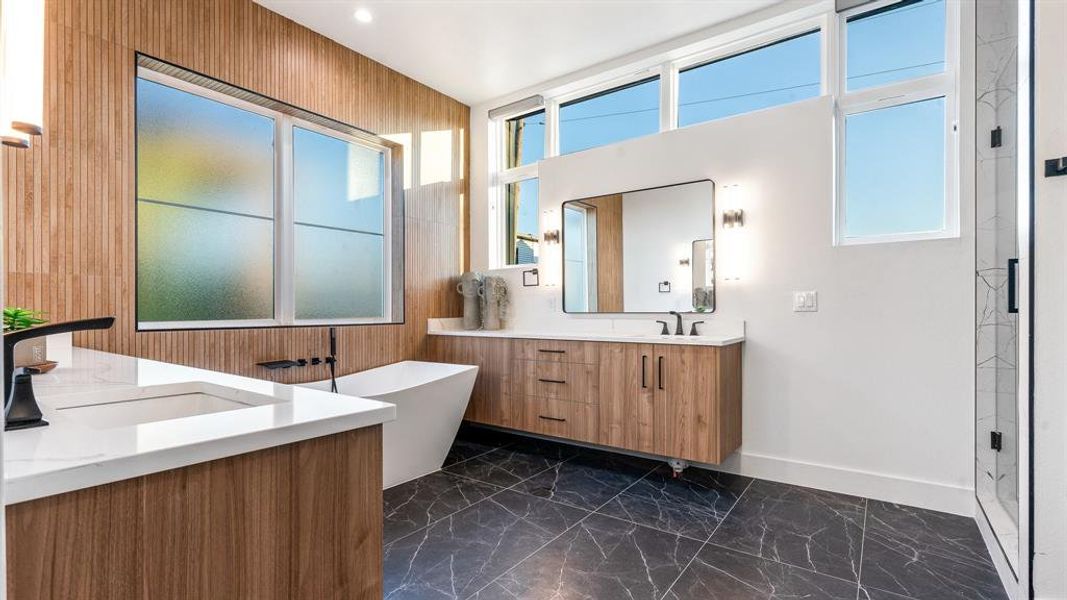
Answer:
353;8;373;23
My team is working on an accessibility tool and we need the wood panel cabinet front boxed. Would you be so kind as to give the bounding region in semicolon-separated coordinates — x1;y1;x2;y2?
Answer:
655;345;719;462
598;343;656;454
427;336;516;428
601;343;742;464
522;397;599;443
513;360;599;403
428;335;742;464
512;339;599;364
7;427;383;600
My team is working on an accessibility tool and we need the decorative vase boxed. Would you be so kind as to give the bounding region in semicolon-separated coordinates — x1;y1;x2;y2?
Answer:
456;272;484;330
479;276;509;331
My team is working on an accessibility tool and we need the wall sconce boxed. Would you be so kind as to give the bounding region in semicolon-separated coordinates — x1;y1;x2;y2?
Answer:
722;209;745;228
1;0;46;148
540;208;562;286
719;184;745;281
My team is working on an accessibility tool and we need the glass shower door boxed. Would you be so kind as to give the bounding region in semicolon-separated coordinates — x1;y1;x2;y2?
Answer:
975;0;1019;573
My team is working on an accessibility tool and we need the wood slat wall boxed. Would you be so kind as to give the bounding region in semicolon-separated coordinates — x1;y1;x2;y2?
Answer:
2;0;469;382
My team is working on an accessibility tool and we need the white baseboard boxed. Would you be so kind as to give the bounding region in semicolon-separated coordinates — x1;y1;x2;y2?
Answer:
470;425;975;515
709;451;975;516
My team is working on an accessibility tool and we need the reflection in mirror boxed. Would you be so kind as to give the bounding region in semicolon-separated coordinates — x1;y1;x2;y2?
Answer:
562;180;715;314
692;239;715;312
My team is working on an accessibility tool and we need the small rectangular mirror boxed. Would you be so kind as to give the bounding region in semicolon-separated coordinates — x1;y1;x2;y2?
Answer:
562;180;715;314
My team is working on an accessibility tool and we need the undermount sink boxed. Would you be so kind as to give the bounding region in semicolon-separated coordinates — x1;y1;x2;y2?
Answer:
51;382;282;429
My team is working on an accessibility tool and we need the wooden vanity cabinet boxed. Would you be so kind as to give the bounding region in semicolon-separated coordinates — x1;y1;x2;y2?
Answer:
425;335;518;428
598;343;657;454
651;343;743;463
429;335;742;464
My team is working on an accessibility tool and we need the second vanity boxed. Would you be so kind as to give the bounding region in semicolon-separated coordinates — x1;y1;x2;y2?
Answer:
4;342;394;600
427;318;744;465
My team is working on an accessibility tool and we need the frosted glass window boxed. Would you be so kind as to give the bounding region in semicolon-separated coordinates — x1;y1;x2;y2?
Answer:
844;97;946;238
295;226;384;319
136;78;275;218
559;77;660;155
678;31;820;126
136;78;275;323
135;63;399;329
137;202;274;322
846;0;946;91
293;126;388;320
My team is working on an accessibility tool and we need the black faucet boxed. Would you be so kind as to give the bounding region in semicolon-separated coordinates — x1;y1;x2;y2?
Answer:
3;316;115;431
668;311;684;336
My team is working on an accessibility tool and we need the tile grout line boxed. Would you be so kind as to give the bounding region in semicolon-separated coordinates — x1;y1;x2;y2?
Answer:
855;498;870;600
661;477;756;599
386;447;578;550
442;438;515;470
463;460;662;599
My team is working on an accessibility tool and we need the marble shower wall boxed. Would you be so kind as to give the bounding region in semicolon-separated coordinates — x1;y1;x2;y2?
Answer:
975;0;1019;540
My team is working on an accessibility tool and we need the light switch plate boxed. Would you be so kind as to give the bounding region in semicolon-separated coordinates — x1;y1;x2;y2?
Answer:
793;290;818;312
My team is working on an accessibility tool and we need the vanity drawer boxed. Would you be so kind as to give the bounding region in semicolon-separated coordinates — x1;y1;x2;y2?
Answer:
521;397;599;444
513;360;598;403
512;339;599;364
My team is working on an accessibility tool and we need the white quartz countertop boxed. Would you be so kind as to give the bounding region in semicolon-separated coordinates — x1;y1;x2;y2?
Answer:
4;347;395;505
427;318;745;347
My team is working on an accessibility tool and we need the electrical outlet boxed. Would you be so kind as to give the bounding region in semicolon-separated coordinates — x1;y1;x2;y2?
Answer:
793;291;818;312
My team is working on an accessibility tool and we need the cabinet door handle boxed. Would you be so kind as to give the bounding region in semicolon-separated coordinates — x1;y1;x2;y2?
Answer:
641;355;648;388
658;356;665;390
538;378;567;384
538;349;566;354
538;415;567;422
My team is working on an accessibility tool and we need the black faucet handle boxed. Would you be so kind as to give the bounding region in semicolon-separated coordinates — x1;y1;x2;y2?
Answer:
689;321;705;336
656;320;670;335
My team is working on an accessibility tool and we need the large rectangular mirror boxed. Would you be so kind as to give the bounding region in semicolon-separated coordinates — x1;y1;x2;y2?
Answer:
562;180;715;314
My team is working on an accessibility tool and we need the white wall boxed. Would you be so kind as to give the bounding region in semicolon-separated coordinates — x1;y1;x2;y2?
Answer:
1032;0;1067;596
620;185;712;312
480;97;977;515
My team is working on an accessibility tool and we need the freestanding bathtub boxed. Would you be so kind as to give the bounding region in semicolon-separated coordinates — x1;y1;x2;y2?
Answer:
300;361;477;488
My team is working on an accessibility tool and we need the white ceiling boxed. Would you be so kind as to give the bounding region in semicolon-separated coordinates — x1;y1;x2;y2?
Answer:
254;0;783;105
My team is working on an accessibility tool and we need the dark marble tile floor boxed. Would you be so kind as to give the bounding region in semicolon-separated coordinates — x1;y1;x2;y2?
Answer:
383;425;1008;600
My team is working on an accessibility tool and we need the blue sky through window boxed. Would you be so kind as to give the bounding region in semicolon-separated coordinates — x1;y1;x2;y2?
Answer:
845;97;945;237
513;178;540;239
847;0;945;90
560;77;660;155
507;110;545;168
679;31;820;126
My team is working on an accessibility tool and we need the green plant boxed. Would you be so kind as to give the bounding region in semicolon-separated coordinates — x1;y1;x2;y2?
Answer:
3;307;48;332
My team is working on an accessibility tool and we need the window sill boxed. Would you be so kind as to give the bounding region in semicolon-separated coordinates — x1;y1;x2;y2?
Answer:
835;230;961;247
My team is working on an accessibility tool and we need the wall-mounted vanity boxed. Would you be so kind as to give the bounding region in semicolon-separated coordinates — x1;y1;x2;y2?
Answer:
426;323;742;465
431;179;741;466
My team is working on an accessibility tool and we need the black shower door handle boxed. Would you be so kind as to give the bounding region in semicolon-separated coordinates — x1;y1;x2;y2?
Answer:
1008;258;1019;314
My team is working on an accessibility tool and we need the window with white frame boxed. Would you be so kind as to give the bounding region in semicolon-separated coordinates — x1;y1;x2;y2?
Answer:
677;29;822;127
836;0;957;244
559;76;661;155
135;59;401;329
488;0;960;265
498;106;545;265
